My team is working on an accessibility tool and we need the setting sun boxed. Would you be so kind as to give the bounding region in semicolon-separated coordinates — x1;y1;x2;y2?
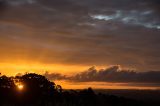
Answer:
17;84;24;90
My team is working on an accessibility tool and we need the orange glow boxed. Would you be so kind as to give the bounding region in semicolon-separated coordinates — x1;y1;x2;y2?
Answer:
0;62;107;76
54;80;160;90
17;84;24;90
0;62;91;76
0;62;159;90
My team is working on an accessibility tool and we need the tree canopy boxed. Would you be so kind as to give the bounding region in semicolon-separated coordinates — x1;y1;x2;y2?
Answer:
0;73;156;106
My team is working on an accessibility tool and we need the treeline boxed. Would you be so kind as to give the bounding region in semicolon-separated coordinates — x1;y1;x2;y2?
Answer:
0;73;156;106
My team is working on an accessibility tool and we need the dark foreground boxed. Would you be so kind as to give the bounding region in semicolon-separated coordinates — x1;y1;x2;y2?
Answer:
0;73;159;106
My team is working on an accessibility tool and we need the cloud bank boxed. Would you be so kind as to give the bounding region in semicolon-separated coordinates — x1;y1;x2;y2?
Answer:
44;66;160;84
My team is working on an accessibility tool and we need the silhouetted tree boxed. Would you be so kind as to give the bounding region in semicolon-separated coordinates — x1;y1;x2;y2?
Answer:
0;75;16;104
0;73;157;106
16;73;58;104
56;85;63;93
0;75;15;88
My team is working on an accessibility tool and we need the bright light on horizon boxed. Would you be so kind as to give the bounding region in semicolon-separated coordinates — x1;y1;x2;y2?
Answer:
17;84;24;90
0;62;108;76
0;62;92;76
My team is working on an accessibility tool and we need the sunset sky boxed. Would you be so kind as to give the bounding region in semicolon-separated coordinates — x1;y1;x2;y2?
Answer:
0;0;160;89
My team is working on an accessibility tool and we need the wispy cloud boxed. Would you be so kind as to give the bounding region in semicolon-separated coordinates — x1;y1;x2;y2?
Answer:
91;10;160;29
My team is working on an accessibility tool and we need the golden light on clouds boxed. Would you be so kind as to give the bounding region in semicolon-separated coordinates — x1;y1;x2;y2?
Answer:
0;62;159;90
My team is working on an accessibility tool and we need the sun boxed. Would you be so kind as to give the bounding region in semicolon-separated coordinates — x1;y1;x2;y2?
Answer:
17;84;24;90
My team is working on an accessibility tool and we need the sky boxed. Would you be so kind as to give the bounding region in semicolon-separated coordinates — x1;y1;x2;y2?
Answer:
0;0;160;89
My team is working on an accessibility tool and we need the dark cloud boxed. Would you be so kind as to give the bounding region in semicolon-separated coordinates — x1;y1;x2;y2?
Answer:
0;0;160;71
0;0;7;14
44;66;160;84
44;71;66;80
70;66;160;83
